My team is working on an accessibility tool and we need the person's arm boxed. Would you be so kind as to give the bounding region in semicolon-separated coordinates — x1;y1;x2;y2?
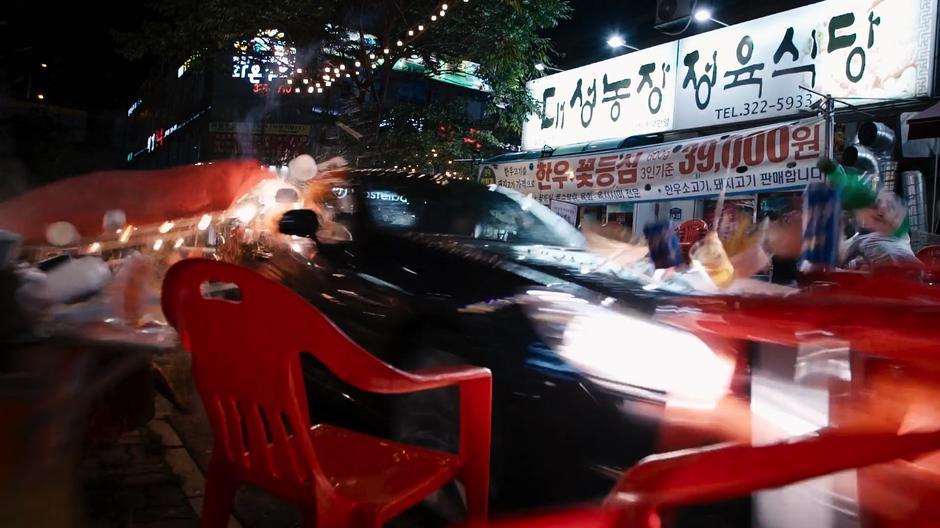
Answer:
841;233;862;264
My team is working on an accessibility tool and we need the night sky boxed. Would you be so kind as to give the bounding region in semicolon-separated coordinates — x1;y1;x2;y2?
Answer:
549;0;817;70
1;0;818;113
2;0;151;111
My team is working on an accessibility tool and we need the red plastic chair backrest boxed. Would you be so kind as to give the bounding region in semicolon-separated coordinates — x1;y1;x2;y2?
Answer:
675;219;708;245
161;259;446;491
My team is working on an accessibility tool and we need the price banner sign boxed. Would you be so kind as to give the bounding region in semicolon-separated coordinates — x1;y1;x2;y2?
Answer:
488;118;826;204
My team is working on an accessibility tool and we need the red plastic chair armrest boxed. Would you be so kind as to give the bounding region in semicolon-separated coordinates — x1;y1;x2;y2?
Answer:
347;365;491;396
403;366;492;391
485;430;940;528
406;366;492;469
610;429;940;511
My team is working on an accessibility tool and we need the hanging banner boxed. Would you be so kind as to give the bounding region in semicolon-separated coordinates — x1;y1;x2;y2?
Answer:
488;118;826;205
521;42;679;151
521;0;936;148
209;122;310;164
209;122;311;135
674;0;937;130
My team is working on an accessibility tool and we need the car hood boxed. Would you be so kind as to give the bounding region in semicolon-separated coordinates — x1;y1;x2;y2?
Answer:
403;234;675;308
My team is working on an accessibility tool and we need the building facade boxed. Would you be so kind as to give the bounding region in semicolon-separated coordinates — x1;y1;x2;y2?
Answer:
126;30;489;171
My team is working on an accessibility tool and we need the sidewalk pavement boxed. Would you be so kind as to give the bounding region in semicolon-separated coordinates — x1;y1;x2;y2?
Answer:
80;396;241;528
80;421;200;528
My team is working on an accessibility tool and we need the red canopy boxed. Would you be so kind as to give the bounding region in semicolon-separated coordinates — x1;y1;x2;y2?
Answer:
0;160;271;243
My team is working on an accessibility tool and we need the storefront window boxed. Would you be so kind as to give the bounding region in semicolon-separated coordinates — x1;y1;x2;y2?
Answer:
606;203;634;228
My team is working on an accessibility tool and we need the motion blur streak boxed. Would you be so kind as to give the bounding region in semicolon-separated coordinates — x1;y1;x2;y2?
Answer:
655;359;940;524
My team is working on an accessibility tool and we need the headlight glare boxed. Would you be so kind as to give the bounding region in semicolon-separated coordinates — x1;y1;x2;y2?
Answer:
523;292;734;408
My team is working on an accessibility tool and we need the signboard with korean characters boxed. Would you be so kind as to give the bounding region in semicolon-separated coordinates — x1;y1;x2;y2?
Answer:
520;42;679;151
489;118;826;205
674;0;937;130
520;0;936;149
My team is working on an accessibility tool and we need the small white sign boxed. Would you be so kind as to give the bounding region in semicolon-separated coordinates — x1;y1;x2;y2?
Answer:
550;200;580;226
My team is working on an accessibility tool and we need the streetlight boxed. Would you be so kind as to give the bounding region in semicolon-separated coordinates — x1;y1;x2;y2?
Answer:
36;93;44;101
40;63;48;68
693;8;729;27
606;34;639;51
535;63;564;73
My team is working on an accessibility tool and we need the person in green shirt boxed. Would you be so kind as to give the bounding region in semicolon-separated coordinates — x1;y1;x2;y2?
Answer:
817;159;919;269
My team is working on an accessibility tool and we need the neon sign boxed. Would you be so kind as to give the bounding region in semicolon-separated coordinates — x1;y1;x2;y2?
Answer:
231;29;296;85
178;54;198;78
251;84;293;94
130;108;209;160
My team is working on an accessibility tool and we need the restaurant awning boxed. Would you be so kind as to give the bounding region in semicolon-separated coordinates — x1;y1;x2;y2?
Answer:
907;101;940;140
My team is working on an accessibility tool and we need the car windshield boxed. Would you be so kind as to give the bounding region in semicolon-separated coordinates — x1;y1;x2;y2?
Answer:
361;179;586;248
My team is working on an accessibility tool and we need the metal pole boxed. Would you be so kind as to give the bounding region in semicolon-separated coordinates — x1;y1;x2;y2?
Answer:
825;95;835;160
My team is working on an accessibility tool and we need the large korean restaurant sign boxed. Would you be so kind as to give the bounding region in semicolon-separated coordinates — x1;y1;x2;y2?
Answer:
522;0;937;150
491;118;826;205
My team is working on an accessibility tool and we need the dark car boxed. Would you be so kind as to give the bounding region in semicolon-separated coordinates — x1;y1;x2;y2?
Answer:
243;170;737;512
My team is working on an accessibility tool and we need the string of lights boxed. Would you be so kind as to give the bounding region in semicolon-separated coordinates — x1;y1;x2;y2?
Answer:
277;0;468;96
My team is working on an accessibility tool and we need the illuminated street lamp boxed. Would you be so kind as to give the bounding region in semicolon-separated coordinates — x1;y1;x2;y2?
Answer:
534;63;563;73
36;93;45;101
606;35;639;51
694;8;729;27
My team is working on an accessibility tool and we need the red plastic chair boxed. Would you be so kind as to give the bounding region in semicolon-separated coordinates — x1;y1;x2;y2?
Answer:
675;219;708;246
916;245;940;267
161;259;492;527
487;429;940;527
675;220;708;262
917;245;940;283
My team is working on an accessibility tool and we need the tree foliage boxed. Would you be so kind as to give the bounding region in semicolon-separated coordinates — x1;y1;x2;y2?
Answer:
119;0;571;173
